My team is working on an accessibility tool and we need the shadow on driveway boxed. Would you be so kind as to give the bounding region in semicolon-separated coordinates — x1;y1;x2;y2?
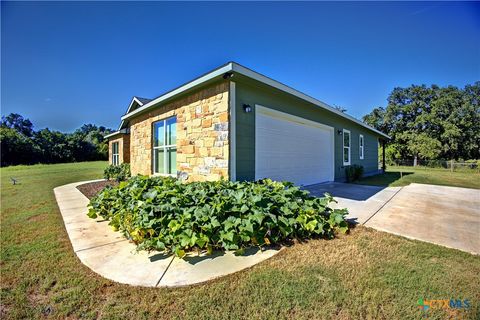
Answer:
304;182;385;201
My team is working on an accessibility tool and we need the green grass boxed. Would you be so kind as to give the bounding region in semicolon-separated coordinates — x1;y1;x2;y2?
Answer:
1;162;479;319
356;166;480;189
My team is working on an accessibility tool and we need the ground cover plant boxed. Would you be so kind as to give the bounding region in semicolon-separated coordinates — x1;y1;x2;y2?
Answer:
1;162;479;319
87;176;349;257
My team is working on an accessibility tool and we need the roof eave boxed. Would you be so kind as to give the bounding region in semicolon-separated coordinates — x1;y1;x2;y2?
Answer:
230;63;390;139
120;62;234;121
119;61;389;139
104;128;129;139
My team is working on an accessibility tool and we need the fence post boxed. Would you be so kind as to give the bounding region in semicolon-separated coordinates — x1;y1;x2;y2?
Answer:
451;159;454;172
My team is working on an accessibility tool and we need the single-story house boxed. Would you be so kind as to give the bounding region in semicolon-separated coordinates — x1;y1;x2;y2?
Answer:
105;62;389;186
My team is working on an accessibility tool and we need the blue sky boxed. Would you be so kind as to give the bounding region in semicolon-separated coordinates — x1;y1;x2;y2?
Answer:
2;1;479;132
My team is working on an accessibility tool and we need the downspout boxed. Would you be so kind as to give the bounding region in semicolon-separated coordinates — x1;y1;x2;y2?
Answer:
228;80;236;181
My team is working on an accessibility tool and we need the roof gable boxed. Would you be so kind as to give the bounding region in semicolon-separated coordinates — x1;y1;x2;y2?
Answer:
126;96;152;114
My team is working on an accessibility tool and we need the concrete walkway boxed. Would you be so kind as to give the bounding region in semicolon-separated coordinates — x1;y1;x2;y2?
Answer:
54;181;280;287
306;182;480;254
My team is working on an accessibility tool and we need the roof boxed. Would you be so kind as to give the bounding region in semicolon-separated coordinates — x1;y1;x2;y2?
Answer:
118;96;153;130
120;62;389;139
135;97;152;105
104;128;128;139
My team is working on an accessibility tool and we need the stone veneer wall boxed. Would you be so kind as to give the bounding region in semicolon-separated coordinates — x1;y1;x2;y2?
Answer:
129;82;229;182
108;134;130;164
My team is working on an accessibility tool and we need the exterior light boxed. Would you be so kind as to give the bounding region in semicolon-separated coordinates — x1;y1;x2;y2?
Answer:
223;72;234;79
243;104;252;113
337;130;343;135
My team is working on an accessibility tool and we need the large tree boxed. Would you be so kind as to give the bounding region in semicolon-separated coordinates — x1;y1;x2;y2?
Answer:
1;113;34;137
0;127;39;166
363;82;480;162
0;113;113;166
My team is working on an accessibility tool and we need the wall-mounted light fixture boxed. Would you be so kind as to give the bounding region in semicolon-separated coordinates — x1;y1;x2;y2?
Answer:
243;104;252;113
223;72;234;79
337;130;343;135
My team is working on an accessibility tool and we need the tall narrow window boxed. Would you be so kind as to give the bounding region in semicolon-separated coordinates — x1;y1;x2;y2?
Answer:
112;142;120;166
153;117;177;175
359;134;364;160
343;129;351;165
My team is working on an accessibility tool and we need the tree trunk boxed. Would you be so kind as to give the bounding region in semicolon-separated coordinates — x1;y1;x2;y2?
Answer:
413;155;418;167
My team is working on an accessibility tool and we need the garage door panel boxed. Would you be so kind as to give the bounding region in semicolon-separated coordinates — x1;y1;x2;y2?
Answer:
255;107;334;186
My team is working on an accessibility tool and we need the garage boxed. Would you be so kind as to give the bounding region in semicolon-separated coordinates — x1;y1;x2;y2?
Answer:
255;105;335;186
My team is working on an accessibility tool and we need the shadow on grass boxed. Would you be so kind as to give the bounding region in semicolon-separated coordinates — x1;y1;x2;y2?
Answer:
356;171;414;187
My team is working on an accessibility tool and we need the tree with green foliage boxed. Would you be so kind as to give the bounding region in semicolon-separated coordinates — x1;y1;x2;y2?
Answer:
0;113;113;166
363;82;480;163
1;113;34;137
0;127;39;166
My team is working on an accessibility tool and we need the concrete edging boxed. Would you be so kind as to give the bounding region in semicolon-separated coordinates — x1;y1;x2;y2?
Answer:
53;180;281;287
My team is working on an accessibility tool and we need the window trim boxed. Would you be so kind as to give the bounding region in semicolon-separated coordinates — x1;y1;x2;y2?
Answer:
112;142;120;166
359;134;364;160
152;116;177;175
343;129;351;166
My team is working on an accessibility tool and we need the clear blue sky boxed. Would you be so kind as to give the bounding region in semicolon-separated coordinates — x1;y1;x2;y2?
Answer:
2;1;479;132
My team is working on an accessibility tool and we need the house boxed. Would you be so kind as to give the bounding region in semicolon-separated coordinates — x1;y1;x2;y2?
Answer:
105;62;389;185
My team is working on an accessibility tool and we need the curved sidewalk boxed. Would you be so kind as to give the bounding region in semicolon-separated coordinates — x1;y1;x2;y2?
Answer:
53;180;281;287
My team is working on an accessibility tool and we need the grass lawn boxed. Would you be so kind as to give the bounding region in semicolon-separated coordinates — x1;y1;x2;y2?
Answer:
356;166;480;189
1;162;479;319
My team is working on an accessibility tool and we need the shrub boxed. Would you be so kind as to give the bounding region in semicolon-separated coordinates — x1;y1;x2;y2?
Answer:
88;176;349;258
103;163;131;181
345;164;364;182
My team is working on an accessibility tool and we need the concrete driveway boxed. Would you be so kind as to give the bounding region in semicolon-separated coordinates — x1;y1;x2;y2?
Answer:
306;182;480;254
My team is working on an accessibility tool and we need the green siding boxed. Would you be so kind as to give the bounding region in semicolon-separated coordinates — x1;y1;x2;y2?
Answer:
234;78;382;182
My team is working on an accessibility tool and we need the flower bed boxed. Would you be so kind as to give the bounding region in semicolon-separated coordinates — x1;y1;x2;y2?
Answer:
87;176;349;257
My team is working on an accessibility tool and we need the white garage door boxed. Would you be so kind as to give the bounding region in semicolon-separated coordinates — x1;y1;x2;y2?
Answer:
255;105;334;186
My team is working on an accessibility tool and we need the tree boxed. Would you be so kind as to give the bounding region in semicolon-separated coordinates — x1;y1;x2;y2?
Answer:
0;127;39;166
362;107;387;133
401;132;442;163
363;82;480;162
0;113;114;166
1;113;34;137
34;128;73;163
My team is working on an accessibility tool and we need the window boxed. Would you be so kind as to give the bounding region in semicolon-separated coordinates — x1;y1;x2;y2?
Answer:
112;142;120;166
343;129;351;165
153;117;177;175
359;134;364;160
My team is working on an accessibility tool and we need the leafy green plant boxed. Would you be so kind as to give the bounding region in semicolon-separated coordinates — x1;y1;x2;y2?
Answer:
88;176;349;258
103;163;130;182
345;165;364;182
